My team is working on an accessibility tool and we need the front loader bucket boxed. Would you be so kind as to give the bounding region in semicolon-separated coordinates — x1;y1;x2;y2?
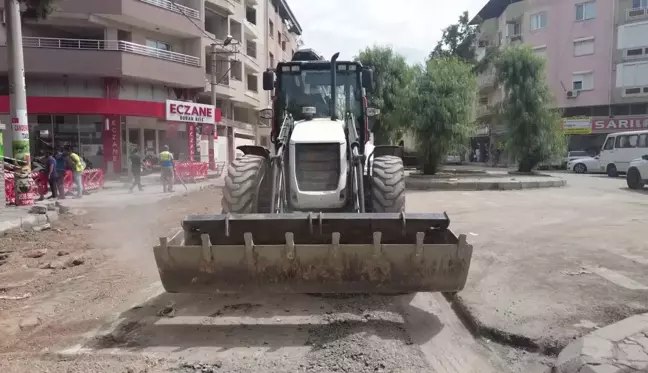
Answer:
154;213;472;294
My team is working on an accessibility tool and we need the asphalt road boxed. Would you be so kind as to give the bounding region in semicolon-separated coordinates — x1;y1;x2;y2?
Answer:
407;171;648;353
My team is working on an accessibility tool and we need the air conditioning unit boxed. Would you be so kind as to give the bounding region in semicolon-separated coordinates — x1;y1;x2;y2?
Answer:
566;90;579;99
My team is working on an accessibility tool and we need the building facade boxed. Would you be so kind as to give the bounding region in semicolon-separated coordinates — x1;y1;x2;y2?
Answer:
203;0;301;161
0;0;301;172
473;0;648;156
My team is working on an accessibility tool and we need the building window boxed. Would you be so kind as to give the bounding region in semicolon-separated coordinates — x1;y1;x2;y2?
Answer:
146;39;170;51
572;71;594;91
277;32;282;44
246;73;258;92
269;20;274;38
530;12;547;30
632;0;647;9
269;52;274;68
281;40;286;51
576;1;596;21
574;38;595;56
507;22;521;37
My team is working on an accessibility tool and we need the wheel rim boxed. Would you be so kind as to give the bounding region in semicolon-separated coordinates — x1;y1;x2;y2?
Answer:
575;164;584;173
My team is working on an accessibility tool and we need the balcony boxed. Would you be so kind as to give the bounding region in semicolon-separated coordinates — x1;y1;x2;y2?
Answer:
206;0;236;14
244;20;260;40
55;0;203;37
138;0;200;18
0;37;203;88
476;105;493;118
244;90;260;108
477;70;496;90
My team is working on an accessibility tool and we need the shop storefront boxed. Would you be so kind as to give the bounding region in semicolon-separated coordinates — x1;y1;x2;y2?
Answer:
564;116;648;154
0;97;220;175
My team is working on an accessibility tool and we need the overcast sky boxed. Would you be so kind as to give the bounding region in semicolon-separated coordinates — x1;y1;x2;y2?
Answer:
287;0;488;65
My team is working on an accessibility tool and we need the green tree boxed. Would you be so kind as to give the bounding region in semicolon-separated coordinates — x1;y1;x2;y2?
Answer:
410;57;476;175
494;46;565;172
355;45;413;145
429;11;478;64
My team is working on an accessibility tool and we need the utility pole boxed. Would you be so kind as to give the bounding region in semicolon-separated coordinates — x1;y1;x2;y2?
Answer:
5;0;34;206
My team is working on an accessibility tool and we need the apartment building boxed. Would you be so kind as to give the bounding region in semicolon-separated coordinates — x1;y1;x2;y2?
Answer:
0;0;301;172
473;0;648;154
202;0;301;161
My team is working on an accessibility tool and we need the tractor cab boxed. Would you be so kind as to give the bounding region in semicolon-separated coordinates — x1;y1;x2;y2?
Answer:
261;49;375;153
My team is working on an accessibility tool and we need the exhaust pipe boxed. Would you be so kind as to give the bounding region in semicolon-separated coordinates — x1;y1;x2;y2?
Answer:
330;52;340;120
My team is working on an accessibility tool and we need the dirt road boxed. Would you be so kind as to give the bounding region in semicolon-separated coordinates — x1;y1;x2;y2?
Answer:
0;186;547;373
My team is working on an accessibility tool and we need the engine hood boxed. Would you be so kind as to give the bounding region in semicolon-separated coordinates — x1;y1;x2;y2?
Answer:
290;118;346;144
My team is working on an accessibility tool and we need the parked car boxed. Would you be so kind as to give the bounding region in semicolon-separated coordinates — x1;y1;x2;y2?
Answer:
563;151;590;169
626;154;648;190
599;130;648;177
566;156;600;174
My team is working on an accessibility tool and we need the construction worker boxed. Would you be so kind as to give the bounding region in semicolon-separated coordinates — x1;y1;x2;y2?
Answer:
159;145;175;193
65;146;85;199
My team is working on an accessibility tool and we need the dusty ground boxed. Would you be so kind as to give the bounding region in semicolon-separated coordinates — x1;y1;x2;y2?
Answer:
0;187;219;370
0;182;549;373
407;171;648;354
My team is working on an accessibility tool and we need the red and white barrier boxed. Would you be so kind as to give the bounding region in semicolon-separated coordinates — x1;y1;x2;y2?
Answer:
4;169;105;204
174;162;208;183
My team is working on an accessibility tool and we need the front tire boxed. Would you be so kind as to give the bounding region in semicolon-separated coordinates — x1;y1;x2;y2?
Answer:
607;164;618;178
627;167;645;190
574;163;587;174
370;155;405;213
221;155;267;213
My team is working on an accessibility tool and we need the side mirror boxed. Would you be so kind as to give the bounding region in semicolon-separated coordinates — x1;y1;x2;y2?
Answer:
642;154;648;160
362;68;374;92
262;70;275;91
366;107;380;117
259;107;273;119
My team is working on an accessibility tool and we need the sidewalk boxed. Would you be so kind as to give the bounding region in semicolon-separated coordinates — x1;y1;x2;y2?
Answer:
0;175;224;232
554;312;648;372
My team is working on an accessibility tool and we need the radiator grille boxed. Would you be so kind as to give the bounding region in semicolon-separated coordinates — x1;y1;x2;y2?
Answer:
294;143;341;191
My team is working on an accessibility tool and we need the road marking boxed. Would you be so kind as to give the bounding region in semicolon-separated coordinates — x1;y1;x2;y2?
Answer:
584;265;648;290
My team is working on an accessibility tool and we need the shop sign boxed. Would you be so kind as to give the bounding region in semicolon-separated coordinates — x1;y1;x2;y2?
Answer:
166;100;216;124
110;118;120;166
187;123;196;161
563;118;592;135
591;117;648;133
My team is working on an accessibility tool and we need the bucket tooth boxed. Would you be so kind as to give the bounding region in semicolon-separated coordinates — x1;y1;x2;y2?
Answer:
415;232;425;258
330;232;340;258
285;232;295;260
372;231;382;258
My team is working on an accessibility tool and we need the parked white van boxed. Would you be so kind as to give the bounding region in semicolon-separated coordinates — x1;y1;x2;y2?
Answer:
599;130;648;177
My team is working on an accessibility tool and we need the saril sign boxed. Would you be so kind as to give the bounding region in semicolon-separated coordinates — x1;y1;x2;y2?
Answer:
166;100;216;124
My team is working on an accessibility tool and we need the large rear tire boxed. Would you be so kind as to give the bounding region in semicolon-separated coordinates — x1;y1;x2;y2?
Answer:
221;155;268;213
370;155;406;213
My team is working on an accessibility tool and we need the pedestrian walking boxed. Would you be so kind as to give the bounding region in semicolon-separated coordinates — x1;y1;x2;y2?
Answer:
46;151;58;199
65;147;85;199
54;149;67;199
159;145;175;193
129;147;144;192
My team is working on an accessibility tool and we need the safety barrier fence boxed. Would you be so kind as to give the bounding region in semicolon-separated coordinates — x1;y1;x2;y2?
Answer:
4;169;104;205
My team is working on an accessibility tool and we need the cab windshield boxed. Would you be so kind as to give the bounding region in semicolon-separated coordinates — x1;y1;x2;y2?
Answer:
278;69;361;121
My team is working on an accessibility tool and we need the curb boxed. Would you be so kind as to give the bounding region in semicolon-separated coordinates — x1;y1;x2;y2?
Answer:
444;293;564;356
405;177;567;191
0;210;60;235
554;313;648;373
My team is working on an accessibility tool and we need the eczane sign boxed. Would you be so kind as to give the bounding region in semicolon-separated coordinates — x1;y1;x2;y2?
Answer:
166;100;216;124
